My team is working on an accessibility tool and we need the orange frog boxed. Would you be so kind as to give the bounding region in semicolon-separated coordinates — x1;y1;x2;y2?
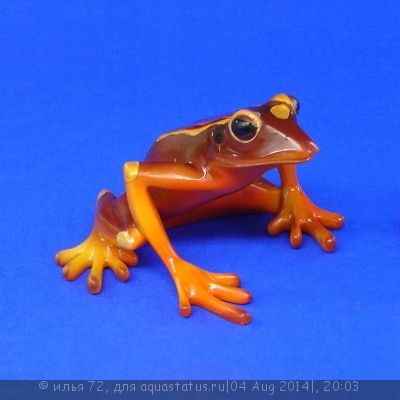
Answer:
56;94;343;324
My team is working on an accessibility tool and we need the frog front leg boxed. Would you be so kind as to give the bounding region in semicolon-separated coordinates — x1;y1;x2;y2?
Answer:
267;164;344;251
161;174;343;252
123;161;252;325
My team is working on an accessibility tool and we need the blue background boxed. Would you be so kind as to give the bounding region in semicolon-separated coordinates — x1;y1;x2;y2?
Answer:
1;0;399;379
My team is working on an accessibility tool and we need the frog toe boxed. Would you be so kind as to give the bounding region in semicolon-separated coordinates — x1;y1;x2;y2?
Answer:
318;211;345;230
62;253;91;281
212;272;241;287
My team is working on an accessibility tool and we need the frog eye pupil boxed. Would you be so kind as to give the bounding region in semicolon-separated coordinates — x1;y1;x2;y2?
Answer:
231;118;258;141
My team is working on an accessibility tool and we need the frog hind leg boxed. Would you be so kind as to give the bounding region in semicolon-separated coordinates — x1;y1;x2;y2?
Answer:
55;191;142;294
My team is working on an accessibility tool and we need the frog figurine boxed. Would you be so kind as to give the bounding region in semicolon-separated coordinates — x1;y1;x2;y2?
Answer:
56;94;344;324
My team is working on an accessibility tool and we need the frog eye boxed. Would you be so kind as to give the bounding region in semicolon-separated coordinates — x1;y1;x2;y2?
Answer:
229;112;260;142
294;98;300;114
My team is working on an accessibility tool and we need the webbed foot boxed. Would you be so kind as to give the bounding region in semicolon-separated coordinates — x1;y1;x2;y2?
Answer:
170;259;252;324
55;229;138;293
268;186;344;252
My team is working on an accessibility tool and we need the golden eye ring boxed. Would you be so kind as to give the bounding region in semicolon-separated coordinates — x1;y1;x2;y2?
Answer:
229;110;261;143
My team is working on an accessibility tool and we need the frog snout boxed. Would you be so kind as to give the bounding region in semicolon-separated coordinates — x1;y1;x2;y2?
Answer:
306;140;319;155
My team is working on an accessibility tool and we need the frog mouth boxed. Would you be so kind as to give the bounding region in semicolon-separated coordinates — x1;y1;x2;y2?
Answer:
217;150;316;168
216;134;319;168
263;146;318;165
273;139;319;163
